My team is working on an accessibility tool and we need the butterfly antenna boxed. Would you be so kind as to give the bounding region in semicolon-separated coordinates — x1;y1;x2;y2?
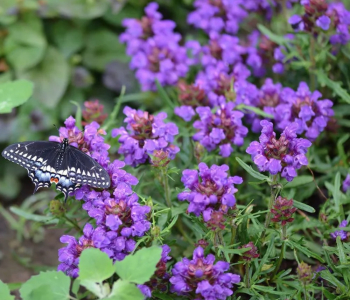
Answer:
53;124;59;133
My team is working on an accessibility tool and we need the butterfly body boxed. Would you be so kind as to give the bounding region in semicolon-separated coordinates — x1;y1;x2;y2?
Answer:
1;139;110;201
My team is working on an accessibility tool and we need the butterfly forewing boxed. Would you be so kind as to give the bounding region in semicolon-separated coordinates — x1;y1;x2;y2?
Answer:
1;140;110;201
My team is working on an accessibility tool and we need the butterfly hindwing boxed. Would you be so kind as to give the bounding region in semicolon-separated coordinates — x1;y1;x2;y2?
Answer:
63;145;110;188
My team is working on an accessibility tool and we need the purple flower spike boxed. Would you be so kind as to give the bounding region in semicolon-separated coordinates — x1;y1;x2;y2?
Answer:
276;82;334;141
193;102;248;157
170;246;240;299
246;120;312;181
178;162;242;225
112;107;179;167
120;2;191;91
331;220;348;241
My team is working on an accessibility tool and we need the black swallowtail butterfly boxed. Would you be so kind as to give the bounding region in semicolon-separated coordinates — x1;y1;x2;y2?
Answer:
1;139;110;201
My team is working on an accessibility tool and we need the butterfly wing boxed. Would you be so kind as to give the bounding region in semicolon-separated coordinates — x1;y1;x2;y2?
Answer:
1;141;61;192
63;145;110;189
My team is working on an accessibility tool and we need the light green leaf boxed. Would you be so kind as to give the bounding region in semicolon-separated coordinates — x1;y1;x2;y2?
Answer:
0;80;33;113
18;47;69;108
235;157;271;182
102;280;143;300
283;176;314;188
236;104;273;118
4;19;46;72
293;200;316;213
115;246;162;284
78;248;115;283
287;240;324;262
10;206;58;224
19;271;70;300
317;71;350;104
0;280;14;300
257;24;288;45
83;30;127;71
319;270;347;293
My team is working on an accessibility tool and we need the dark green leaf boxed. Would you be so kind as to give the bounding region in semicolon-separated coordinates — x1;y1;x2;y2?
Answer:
4;19;46;72
257;24;288;45
317;71;350;104
18;47;69;108
83;29;127;71
319;270;347;293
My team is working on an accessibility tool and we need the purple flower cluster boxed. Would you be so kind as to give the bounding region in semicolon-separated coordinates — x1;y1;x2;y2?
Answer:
120;2;191;91
289;1;350;45
55;117;152;278
246;120;312;181
112;106;179;167
276;82;334;141
187;0;276;35
193;102;248;157
178;162;242;223
330;220;348;241
170;246;240;299
343;174;350;193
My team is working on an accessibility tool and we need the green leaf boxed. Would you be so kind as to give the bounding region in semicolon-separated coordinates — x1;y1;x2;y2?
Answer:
336;236;347;265
102;280;143;300
283;176;314;188
236;104;273;118
78;248;115;282
0;280;14;300
317;71;350;104
51;20;85;57
257;24;288;45
70;101;82;130
235;157;271;182
155;79;175;110
115;246;162;284
287;240;324;263
4;19;46;72
252;234;275;282
83;29;127;71
19;271;70;300
0;80;33;113
293;200;316;213
18;47;69;108
46;0;109;19
9;206;58;224
319;270;347;293
253;285;290;295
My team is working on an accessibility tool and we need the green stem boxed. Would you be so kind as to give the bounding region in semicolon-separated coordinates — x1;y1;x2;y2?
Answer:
63;215;83;234
282;225;287;240
309;35;316;91
230;225;237;261
303;285;308;300
245;263;250;288
161;168;172;208
270;240;286;280
261;175;279;240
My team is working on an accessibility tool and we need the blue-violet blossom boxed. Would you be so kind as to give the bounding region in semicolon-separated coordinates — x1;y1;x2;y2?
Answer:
170;246;240;299
246;120;312;181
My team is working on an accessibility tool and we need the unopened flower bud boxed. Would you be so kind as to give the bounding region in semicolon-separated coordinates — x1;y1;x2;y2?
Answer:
298;262;313;284
239;241;259;262
50;200;66;217
151;150;171;168
271;196;297;226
